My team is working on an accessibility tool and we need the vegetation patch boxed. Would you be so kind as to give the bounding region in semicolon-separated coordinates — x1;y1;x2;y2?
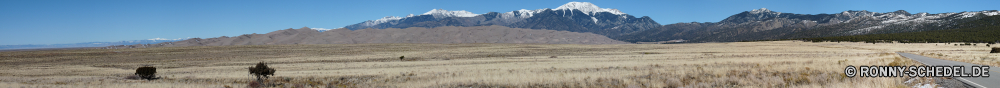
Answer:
992;47;999;53
249;62;276;87
135;66;159;80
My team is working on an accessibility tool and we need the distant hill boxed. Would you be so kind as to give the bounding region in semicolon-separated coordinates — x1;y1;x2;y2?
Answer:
802;15;1000;43
106;26;628;49
1;38;184;50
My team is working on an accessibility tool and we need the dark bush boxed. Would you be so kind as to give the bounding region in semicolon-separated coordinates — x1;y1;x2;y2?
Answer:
135;67;159;80
249;62;276;83
991;47;999;53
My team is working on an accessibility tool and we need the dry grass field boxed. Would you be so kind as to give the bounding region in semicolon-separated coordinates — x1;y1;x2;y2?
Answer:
1;41;994;88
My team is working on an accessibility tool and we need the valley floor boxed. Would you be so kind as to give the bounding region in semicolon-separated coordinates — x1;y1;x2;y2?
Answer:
1;41;994;88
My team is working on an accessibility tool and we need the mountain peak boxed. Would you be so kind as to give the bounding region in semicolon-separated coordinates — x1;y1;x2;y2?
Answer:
892;10;908;13
750;8;774;13
422;9;478;17
554;2;625;15
556;2;599;10
888;10;911;15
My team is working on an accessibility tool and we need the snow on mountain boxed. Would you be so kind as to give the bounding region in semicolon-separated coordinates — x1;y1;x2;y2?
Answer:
347;2;634;29
712;8;1000;37
749;8;777;14
500;9;546;19
311;28;333;31
494;2;627;20
352;9;477;27
591;17;599;23
848;10;1000;35
733;8;1000;26
311;27;341;32
342;1;658;35
826;10;1000;35
554;2;625;15
359;16;404;26
422;9;479;18
875;10;999;24
983;11;1000;16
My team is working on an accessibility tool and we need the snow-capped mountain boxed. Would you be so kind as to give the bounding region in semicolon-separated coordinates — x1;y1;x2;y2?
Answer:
355;16;404;27
719;8;999;35
347;9;479;28
343;2;660;36
422;9;479;18
310;27;341;32
618;8;1000;42
553;2;625;15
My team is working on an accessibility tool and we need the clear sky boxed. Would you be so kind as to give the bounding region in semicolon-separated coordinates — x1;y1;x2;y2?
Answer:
1;0;997;45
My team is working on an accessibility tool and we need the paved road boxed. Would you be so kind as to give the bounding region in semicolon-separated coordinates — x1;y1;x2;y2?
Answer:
898;52;997;88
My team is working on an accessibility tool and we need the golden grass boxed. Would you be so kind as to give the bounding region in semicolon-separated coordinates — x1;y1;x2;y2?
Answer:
910;47;1000;67
0;41;982;88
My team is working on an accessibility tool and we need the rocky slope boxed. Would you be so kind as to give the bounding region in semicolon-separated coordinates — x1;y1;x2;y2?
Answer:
105;26;628;49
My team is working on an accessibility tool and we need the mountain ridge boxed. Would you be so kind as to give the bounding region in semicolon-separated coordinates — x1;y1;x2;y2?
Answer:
343;2;660;37
617;8;1000;43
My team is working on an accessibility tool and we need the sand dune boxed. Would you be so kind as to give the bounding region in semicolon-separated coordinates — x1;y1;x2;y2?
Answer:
106;26;628;49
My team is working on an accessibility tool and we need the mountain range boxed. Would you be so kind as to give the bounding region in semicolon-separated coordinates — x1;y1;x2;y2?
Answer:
344;2;998;43
89;2;1000;49
618;8;999;42
344;2;660;37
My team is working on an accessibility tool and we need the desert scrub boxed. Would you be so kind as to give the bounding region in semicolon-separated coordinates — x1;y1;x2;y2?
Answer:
249;62;276;88
992;47;998;53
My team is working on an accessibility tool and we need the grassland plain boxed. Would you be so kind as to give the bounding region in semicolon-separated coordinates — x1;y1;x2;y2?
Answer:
1;41;990;88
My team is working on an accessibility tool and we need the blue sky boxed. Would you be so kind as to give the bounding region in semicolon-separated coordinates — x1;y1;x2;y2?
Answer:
1;0;997;45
